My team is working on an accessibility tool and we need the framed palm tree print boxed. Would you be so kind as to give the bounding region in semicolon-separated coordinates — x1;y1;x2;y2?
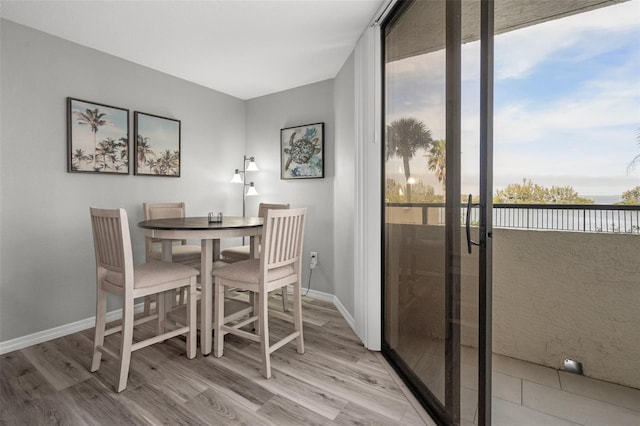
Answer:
281;122;324;179
134;112;181;177
67;97;129;174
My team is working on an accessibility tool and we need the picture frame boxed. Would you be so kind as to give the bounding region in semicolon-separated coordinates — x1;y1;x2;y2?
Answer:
280;122;324;179
67;97;129;174
134;111;181;177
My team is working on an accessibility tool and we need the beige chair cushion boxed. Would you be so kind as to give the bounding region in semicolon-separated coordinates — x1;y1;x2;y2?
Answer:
212;259;294;284
150;244;201;262
106;261;199;289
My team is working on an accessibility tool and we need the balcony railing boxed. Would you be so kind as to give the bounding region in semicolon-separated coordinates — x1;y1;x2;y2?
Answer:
385;203;640;234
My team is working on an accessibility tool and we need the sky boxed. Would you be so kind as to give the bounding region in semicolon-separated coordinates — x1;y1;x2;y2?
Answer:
136;113;180;153
385;0;640;199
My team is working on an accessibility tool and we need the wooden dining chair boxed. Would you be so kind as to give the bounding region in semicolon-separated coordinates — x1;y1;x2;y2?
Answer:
143;202;201;268
90;207;198;392
143;202;203;314
221;203;290;310
213;208;306;379
220;203;290;262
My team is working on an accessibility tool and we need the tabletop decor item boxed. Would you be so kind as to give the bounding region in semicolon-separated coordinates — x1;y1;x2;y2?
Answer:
281;122;324;179
208;212;223;223
134;111;181;177
67;97;129;174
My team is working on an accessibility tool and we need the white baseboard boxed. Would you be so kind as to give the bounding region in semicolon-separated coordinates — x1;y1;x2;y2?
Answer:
0;303;144;355
305;288;356;333
1;291;359;355
332;295;356;333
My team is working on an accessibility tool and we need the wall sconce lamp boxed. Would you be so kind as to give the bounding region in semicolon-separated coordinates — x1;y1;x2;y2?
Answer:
230;155;259;219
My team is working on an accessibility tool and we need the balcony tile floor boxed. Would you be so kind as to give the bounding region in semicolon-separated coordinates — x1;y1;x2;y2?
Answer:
396;338;640;425
462;351;640;425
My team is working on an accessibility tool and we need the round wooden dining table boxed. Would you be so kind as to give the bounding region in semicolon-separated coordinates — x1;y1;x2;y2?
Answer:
138;216;263;355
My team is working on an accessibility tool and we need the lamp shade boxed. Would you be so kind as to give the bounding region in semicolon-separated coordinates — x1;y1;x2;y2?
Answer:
230;169;243;183
246;182;258;196
246;157;259;172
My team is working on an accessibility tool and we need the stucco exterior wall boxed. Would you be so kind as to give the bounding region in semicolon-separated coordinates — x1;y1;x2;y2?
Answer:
387;223;640;389
492;228;640;389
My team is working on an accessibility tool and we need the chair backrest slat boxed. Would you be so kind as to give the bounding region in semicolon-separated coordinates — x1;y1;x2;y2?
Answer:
91;207;134;290
258;203;289;247
261;208;306;273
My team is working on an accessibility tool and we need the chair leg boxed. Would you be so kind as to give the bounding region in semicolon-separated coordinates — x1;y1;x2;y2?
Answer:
178;288;186;306
91;287;107;372
116;297;134;392
252;291;261;335
281;286;288;312
259;290;271;379
293;282;304;354
186;280;197;359
156;291;166;335
213;279;225;358
143;295;152;316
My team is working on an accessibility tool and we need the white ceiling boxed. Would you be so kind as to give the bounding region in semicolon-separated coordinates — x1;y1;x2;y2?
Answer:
0;0;384;100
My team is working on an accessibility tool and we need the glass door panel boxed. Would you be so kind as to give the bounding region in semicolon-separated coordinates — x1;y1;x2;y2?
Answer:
383;1;492;424
383;0;448;411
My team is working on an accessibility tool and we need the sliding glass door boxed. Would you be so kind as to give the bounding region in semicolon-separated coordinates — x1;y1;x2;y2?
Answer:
382;1;493;424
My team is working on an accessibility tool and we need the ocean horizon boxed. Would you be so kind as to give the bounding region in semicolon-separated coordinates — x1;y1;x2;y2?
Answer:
585;195;622;204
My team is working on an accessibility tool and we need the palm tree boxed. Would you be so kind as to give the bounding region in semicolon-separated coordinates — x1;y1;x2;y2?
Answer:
386;117;433;202
136;135;155;172
71;149;93;171
426;139;446;194
74;108;109;169
117;137;129;169
152;149;179;175
100;138;119;170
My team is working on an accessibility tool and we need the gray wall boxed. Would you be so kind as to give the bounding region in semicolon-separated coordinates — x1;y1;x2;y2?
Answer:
0;20;247;342
245;80;336;295
1;19;349;345
332;52;356;314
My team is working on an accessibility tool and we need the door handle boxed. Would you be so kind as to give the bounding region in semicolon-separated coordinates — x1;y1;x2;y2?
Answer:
466;194;480;254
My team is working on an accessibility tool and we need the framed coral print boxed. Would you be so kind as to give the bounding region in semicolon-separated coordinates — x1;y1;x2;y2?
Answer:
67;97;129;174
281;122;324;179
134;111;181;177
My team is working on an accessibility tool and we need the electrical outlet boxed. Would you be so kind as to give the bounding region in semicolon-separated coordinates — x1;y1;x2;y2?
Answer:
310;251;318;269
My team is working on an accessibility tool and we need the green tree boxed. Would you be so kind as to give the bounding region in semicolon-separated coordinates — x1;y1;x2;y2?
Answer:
616;186;640;205
494;179;594;204
385;178;443;203
426;139;446;194
74;108;109;170
386;117;433;202
385;178;404;202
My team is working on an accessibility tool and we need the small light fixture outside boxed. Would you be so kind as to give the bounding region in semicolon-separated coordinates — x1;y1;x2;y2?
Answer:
563;358;584;375
407;177;416;184
230;169;243;183
246;157;259;172
246;182;258;196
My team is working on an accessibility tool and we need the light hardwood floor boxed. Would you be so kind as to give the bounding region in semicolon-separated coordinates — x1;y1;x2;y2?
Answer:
0;294;431;425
